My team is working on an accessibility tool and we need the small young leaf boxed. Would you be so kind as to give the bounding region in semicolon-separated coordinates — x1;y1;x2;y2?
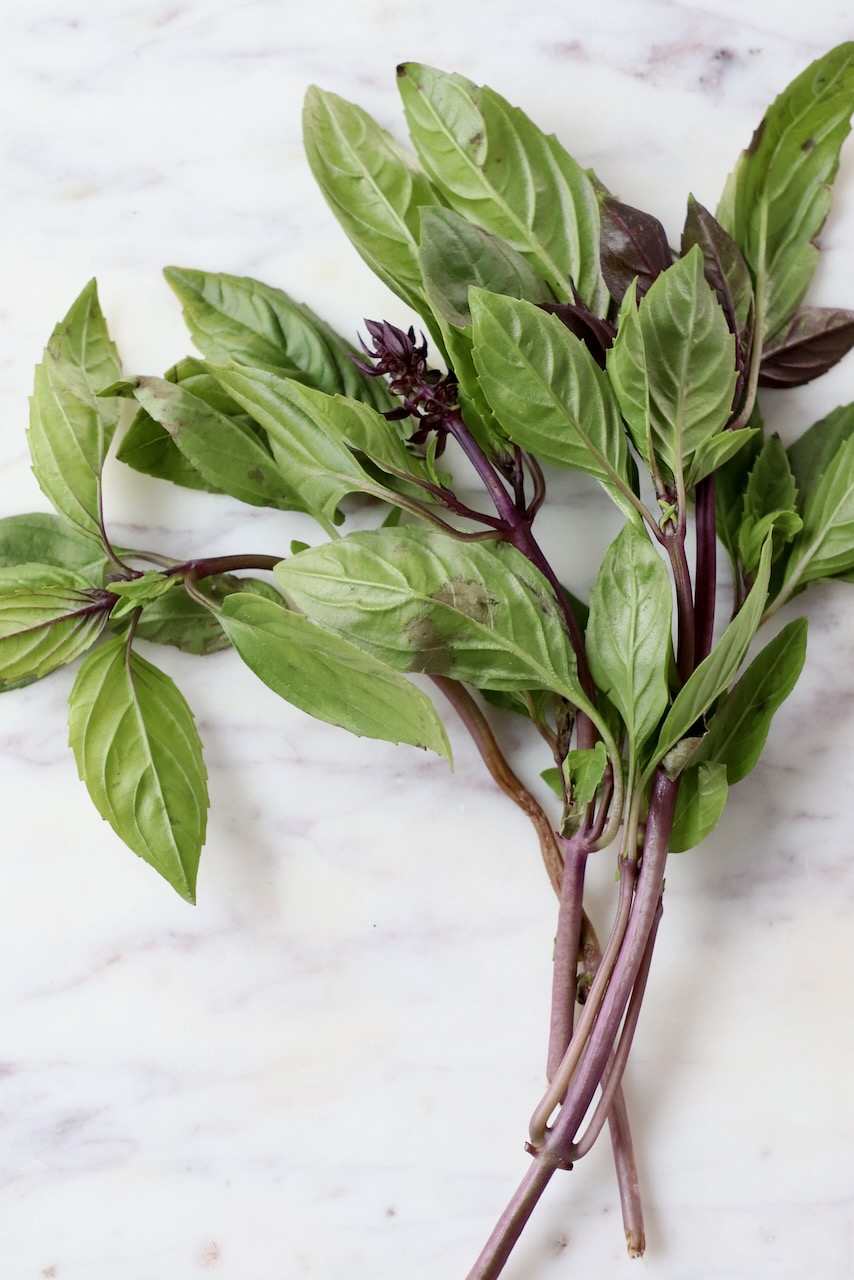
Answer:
0;588;109;682
163;268;392;411
718;43;854;341
565;741;608;807
787;403;854;510
599;197;672;305
779;432;854;590
654;538;772;763
587;524;671;755
27;280;123;541
218;592;451;758
107;571;179;621
303;86;438;316
696;617;807;784
715;415;764;576
685;426;759;490
470;290;638;521
759;307;854;387
121;576;283;656
275;526;589;709
738;434;802;572
418;206;551;329
669;762;728;852
68;638;209;902
398;62;605;311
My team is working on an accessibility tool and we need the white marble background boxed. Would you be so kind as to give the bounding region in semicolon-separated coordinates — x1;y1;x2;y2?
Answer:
2;1;854;1277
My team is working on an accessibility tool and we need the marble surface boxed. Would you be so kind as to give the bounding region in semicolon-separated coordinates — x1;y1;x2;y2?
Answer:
2;2;854;1277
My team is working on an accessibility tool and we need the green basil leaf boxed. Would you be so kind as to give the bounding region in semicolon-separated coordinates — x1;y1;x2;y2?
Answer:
68;638;209;903
745;434;798;521
0;588;109;681
124;576;282;656
218;592;450;758
565;742;608;808
540;766;563;800
470;290;638;521
685;426;759;489
303;86;438;316
163;268;392;411
696;617;807;784
0;513;109;582
607;248;737;480
398;63;605;311
787;403;854;511
27;280;122;541
275;526;587;707
0;564;91;593
715;414;763;576
587;524;671;755
779;432;854;590
669;762;728;852
116;358;254;493
419;206;551;329
206;365;421;520
119;377;301;513
107;571;179;621
717;43;854;341
738;509;802;576
654;537;772;763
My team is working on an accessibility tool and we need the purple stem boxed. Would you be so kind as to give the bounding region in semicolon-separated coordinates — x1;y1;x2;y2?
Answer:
569;897;663;1160
665;530;695;683
694;475;717;663
546;837;589;1080
466;773;678;1280
165;553;283;579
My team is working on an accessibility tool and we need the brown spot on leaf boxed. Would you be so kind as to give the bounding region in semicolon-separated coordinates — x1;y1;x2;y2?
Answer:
432;577;497;625
469;130;484;148
802;137;815;151
405;615;452;675
247;467;266;486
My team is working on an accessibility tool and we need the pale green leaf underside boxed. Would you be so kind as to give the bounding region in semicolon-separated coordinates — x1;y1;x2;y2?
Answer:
207;364;434;527
219;592;451;759
398;63;605;311
470;290;638;521
68;638;209;902
275;525;586;706
27;280;123;540
669;761;728;852
0;588;107;681
608;249;737;479
163;267;392;411
718;43;854;339
124;376;300;512
587;523;672;755
303;85;437;314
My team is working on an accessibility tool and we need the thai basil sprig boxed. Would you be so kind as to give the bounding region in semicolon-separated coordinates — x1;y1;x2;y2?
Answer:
3;42;854;1280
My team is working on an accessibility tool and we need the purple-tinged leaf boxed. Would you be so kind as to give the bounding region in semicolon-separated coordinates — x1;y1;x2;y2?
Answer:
759;307;854;387
682;197;753;405
599;197;672;306
538;296;616;369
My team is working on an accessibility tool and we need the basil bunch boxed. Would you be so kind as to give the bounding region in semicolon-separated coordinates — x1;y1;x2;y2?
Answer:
4;43;854;1278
